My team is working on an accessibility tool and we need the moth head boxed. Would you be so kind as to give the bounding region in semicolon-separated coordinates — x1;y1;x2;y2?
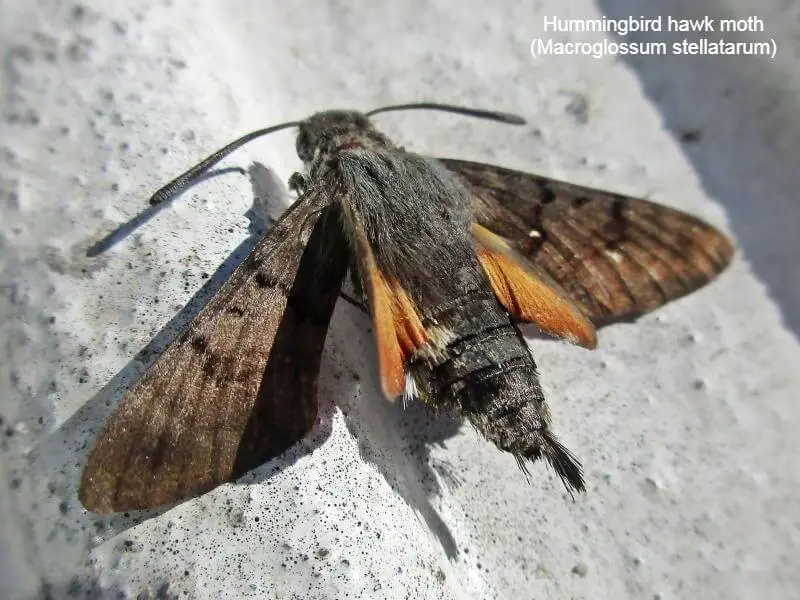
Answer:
295;110;377;164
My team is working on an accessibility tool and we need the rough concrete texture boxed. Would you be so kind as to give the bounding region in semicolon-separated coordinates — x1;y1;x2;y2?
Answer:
1;0;798;598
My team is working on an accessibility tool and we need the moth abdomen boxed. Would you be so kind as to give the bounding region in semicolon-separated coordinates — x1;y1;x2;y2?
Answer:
417;293;585;491
457;356;585;492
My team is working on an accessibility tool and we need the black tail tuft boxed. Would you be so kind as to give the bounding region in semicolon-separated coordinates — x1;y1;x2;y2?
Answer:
539;429;586;495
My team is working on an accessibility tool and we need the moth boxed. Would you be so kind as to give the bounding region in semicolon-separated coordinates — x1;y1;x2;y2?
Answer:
79;103;734;514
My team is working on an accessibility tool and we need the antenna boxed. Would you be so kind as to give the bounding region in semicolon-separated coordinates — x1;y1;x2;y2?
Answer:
148;121;299;205
366;102;526;126
147;103;525;206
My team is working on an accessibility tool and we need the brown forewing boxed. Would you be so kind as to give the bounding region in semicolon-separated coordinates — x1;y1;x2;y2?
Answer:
439;159;734;323
79;185;349;514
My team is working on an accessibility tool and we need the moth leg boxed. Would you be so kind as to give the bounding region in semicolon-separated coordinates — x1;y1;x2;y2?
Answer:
289;172;309;195
348;262;364;299
339;266;367;314
339;291;367;314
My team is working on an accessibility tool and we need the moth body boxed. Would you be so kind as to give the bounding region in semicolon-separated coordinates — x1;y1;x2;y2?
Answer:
297;111;584;489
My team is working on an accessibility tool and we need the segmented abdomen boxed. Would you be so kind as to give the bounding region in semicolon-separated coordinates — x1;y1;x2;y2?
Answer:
413;286;585;490
414;288;550;451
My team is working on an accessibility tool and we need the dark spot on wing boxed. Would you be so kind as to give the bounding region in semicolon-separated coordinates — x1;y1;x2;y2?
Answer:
572;195;590;208
190;335;208;353
245;256;263;271
235;366;256;384
540;185;556;204
611;198;626;222
226;305;246;317
254;271;276;288
606;198;630;248
201;352;219;377
150;435;168;472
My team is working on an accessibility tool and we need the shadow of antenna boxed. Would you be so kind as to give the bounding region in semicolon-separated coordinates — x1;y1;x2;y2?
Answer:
86;167;246;257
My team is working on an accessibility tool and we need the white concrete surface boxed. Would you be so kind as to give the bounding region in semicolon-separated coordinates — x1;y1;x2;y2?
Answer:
1;0;798;598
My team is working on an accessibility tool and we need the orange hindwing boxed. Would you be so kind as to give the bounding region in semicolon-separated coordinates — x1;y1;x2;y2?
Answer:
473;223;597;349
345;210;428;399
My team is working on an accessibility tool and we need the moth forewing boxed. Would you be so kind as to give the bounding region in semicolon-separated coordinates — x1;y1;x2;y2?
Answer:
79;185;349;514
440;158;734;322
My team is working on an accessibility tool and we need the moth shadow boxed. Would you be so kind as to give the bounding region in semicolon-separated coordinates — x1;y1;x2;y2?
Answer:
327;309;465;559
26;162;341;540
85;167;247;257
597;0;800;337
34;574;182;600
326;311;628;560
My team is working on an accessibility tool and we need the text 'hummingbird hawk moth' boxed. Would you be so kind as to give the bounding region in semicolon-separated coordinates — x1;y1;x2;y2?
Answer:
79;103;734;514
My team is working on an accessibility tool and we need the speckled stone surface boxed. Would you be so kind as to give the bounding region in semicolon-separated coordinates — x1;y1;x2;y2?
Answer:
1;1;798;598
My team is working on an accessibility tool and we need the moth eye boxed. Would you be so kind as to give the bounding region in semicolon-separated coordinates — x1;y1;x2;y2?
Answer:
296;130;316;162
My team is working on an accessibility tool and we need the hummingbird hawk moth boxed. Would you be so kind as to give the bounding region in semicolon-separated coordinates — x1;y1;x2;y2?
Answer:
79;103;734;514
